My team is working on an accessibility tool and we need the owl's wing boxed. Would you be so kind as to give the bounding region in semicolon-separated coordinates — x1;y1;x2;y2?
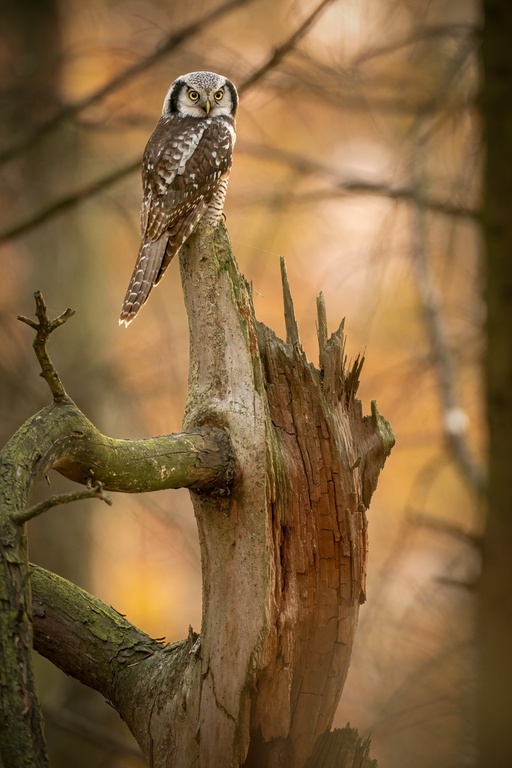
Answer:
142;115;234;242
120;116;235;326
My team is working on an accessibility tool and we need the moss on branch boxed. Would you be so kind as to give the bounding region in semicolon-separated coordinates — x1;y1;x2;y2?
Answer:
0;287;234;767
30;564;163;700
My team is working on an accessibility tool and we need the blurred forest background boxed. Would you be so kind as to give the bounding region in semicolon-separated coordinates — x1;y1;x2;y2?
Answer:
0;0;483;766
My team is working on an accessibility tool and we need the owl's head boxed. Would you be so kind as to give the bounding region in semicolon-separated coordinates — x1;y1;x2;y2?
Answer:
163;71;238;119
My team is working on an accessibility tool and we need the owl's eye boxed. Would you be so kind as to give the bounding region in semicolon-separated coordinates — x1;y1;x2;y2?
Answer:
188;90;200;101
213;90;224;101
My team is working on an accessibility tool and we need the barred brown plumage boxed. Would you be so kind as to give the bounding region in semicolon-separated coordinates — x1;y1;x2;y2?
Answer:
119;71;238;326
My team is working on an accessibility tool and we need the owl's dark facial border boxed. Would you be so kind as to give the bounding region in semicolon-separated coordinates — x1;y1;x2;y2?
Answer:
168;78;188;114
223;80;238;116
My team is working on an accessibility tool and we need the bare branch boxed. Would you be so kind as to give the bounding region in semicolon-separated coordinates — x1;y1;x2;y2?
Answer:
238;141;479;219
409;139;486;494
0;158;476;248
3;400;233;497
13;482;112;526
0;0;338;245
31;564;164;700
354;22;479;66
239;0;337;95
0;0;255;167
18;291;74;401
0;160;138;244
236;181;478;219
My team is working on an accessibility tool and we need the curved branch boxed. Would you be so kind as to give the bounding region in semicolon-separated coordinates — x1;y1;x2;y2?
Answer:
2;399;233;504
0;287;232;767
31;564;162;699
31;562;201;762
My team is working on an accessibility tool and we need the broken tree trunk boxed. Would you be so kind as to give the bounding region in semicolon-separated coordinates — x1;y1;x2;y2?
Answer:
156;222;393;767
0;222;393;768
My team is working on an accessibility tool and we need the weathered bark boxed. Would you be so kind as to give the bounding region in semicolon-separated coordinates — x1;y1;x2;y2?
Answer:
163;223;393;767
306;726;377;768
0;393;231;766
31;564;162;699
30;563;199;766
0;222;392;767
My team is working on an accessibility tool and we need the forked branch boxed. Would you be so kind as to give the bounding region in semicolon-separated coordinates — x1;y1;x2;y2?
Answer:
18;291;74;400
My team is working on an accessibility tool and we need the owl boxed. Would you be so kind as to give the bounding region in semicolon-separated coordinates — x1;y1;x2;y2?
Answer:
119;71;238;326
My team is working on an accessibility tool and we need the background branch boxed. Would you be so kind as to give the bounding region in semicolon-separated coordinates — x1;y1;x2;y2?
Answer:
238;0;337;94
410;137;486;494
0;0;255;167
0;0;338;245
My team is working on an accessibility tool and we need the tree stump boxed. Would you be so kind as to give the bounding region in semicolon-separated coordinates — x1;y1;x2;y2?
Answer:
0;222;393;768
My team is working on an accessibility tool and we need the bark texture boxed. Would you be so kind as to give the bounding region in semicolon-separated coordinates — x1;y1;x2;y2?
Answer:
0;222;393;767
0;392;231;766
152;222;393;767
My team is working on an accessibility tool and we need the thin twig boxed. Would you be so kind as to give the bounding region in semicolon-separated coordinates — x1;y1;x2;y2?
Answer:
239;140;479;219
234;182;478;219
17;291;74;400
13;482;112;526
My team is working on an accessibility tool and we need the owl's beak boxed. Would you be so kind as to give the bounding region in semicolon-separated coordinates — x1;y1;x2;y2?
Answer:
204;99;211;114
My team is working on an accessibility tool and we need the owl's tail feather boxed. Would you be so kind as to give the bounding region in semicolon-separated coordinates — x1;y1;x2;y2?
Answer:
119;237;168;327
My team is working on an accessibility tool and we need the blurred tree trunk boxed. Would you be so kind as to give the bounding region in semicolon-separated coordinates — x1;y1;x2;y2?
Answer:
480;1;512;766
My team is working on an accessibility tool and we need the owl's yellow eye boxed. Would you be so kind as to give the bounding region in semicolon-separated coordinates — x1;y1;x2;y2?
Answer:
213;90;224;101
188;90;200;101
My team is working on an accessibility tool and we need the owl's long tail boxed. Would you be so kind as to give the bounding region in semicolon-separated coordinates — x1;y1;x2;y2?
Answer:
119;237;168;327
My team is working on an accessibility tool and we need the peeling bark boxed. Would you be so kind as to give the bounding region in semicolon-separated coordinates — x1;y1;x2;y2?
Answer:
142;222;394;768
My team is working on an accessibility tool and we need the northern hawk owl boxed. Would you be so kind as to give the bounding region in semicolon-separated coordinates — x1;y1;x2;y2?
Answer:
119;71;238;326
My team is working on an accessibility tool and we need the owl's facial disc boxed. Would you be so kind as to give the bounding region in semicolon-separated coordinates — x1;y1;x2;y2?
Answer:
163;73;238;119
